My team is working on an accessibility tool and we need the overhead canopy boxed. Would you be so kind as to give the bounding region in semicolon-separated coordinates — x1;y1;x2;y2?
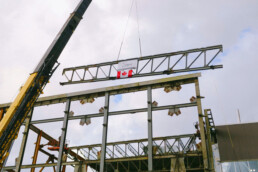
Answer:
216;122;258;162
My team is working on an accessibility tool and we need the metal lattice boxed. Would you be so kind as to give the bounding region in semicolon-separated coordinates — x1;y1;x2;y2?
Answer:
69;134;199;160
60;45;223;85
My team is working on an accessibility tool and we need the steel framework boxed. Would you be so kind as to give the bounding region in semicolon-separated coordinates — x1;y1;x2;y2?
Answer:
60;45;223;85
69;134;203;171
69;134;199;160
0;73;213;172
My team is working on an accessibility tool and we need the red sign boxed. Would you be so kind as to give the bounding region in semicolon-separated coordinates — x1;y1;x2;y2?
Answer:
117;69;133;79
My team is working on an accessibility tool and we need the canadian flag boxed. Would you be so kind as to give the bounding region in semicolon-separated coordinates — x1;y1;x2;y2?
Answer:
117;70;133;79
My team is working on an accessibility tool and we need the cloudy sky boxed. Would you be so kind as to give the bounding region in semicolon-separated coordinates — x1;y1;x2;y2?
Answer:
1;0;258;170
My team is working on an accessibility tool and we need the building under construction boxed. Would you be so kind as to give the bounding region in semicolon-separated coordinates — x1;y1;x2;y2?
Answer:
1;73;218;172
1;0;258;172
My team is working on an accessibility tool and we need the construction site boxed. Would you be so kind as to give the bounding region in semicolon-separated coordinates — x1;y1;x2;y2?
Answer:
0;0;258;172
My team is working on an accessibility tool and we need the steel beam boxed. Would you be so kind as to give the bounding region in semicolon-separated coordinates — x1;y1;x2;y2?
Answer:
28;102;197;125
39;155;56;172
204;109;214;172
15;109;34;172
39;149;58;161
194;78;208;171
3;154;202;170
147;87;153;171
69;134;196;150
60;45;222;85
62;66;222;85
56;99;71;172
0;73;201;109
31;131;42;172
100;92;110;172
29;125;85;161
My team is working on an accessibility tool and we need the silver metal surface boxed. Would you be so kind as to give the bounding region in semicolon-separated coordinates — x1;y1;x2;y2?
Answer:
56;99;71;172
100;92;110;172
15;109;34;172
60;45;222;85
147;86;153;171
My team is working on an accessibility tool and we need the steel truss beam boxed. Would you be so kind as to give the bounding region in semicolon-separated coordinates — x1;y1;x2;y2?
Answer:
3;134;200;171
60;45;222;85
68;134;198;160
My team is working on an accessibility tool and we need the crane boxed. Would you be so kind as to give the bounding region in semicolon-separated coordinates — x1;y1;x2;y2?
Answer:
0;0;92;167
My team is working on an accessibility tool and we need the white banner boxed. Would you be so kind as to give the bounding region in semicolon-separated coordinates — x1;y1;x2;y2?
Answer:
117;60;138;70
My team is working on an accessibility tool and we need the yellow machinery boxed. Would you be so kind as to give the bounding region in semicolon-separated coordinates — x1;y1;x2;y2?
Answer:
0;0;92;167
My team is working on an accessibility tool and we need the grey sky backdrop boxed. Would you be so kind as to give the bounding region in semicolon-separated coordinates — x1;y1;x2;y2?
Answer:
1;0;258;170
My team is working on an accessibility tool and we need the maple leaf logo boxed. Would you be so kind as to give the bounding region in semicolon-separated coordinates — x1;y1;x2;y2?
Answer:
122;71;127;76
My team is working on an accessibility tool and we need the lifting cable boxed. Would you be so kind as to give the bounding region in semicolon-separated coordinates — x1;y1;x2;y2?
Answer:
117;0;143;61
117;0;135;61
135;0;142;57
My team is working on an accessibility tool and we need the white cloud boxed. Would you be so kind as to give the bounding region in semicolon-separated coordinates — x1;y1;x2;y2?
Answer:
1;0;258;170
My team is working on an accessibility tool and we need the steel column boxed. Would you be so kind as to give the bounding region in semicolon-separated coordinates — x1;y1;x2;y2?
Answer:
31;131;42;172
100;92;110;172
56;99;71;172
147;86;153;171
15;109;34;172
194;79;208;171
204;109;214;172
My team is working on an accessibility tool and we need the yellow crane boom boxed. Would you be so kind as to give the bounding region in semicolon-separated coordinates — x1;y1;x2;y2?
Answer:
0;0;92;167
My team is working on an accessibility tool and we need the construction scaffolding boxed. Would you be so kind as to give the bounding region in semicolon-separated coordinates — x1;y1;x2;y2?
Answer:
0;73;217;172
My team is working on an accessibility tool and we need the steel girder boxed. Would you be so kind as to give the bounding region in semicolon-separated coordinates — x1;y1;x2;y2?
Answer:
68;134;199;160
60;45;222;85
